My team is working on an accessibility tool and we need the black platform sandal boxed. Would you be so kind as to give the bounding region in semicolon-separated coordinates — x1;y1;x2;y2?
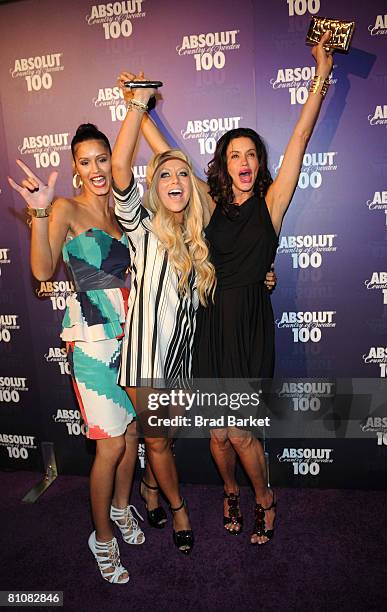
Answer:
251;489;276;545
170;498;194;555
139;478;167;529
223;491;243;535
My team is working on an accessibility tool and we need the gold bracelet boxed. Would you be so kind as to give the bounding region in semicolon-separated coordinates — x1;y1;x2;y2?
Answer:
27;206;51;218
309;75;330;98
320;78;330;97
126;98;148;113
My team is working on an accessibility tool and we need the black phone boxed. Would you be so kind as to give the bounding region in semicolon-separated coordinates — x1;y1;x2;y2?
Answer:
123;80;163;89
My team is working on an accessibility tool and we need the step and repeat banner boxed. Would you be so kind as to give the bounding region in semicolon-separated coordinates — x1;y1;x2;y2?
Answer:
0;0;386;488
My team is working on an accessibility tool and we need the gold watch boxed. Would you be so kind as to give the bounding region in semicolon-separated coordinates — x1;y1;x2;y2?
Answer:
28;207;51;218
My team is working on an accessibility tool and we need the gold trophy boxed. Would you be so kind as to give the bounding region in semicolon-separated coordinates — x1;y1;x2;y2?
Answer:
306;17;355;52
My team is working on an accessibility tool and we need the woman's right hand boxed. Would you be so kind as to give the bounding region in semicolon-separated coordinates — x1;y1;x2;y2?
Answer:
8;159;58;210
312;30;333;79
264;266;277;291
117;70;157;106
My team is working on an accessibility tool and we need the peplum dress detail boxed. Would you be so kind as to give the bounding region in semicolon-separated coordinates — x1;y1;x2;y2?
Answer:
61;228;136;439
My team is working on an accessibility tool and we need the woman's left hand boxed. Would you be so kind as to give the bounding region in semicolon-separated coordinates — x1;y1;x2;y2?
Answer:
117;70;156;105
312;30;334;78
117;70;136;103
264;266;277;291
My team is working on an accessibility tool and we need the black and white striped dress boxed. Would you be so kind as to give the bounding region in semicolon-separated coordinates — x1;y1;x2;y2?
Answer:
114;178;198;388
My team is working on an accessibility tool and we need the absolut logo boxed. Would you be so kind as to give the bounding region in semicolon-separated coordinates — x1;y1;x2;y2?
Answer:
277;234;337;270
93;86;124;107
0;433;37;460
368;105;387;126
36;280;74;312
11;53;63;77
275;151;337;174
19;133;70;155
53;409;86;436
87;1;145;22
176;30;239;54
181;116;241;155
86;2;146;40
0;377;28;404
18;133;70;169
277;447;333;476
274;152;337;190
0;314;20;343
10;52;64;92
276;311;336;344
363;347;387;377
176;30;240;72
368;14;387;36
365;272;387;304
45;347;70;375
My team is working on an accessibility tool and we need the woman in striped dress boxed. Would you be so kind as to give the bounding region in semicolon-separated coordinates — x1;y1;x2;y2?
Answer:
112;80;216;554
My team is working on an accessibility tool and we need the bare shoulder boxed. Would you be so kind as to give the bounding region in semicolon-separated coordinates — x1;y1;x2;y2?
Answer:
50;197;77;233
52;195;74;209
51;196;76;217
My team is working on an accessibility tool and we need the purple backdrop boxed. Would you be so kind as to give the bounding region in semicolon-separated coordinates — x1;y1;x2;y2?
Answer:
0;0;386;487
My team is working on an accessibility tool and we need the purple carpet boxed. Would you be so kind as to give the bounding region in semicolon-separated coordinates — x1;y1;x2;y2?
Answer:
1;470;386;611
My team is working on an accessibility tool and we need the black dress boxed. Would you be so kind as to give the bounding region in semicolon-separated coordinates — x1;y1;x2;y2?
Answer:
193;194;278;378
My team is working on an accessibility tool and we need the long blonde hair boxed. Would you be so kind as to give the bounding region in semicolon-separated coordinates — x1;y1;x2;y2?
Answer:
144;149;216;306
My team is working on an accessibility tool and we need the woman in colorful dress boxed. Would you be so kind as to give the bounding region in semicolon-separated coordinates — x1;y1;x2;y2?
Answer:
8;124;144;584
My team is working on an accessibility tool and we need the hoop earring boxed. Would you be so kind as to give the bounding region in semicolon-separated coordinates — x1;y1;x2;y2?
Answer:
72;173;83;189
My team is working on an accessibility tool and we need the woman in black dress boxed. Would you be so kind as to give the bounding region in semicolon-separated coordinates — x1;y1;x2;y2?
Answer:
193;31;333;544
192;127;278;544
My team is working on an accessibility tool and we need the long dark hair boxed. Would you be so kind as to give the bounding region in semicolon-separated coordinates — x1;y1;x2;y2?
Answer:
206;128;272;215
71;123;111;158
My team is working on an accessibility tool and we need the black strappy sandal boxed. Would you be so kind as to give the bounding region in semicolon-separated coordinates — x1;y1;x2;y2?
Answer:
139;478;167;529
170;498;194;555
223;491;243;535
251;489;276;545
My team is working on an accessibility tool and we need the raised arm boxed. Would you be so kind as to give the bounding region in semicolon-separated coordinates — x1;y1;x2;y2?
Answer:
141;113;171;155
112;74;157;191
266;30;333;235
116;71;216;221
8;160;70;280
118;71;170;156
142;112;170;156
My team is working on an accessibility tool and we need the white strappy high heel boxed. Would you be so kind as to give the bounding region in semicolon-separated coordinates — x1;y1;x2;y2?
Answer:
88;531;129;584
110;504;145;545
